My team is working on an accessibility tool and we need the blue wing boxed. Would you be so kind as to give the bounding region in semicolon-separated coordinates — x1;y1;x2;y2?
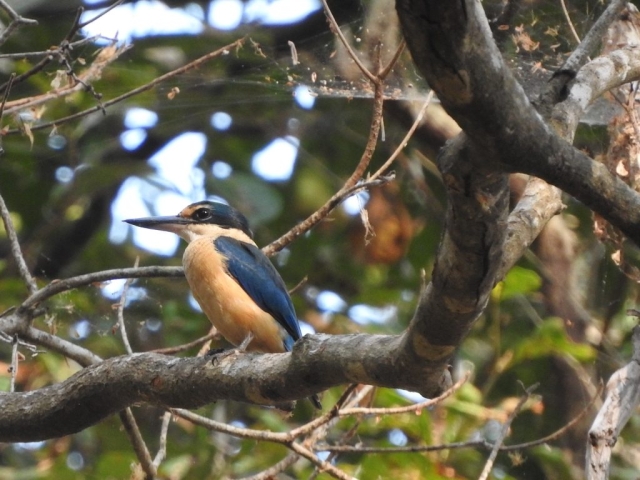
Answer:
214;236;301;350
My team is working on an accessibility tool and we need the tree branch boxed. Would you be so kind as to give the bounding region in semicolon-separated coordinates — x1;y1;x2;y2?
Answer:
0;0;38;46
0;331;459;442
3;38;246;135
396;0;640;245
586;325;640;479
0;192;38;294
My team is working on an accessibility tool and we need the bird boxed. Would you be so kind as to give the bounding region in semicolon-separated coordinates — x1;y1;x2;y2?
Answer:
124;200;321;409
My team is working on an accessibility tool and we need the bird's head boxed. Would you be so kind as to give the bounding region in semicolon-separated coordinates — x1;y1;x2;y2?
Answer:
124;201;253;243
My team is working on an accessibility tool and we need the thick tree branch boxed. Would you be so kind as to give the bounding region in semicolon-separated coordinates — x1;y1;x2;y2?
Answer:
553;46;640;141
0;333;443;442
391;0;639;396
586;325;640;479
400;136;509;363
396;0;640;245
538;0;628;111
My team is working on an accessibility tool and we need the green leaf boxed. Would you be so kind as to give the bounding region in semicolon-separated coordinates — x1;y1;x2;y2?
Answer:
498;266;542;300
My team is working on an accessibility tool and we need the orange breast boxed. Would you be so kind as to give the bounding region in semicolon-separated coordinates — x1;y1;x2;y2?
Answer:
182;237;287;353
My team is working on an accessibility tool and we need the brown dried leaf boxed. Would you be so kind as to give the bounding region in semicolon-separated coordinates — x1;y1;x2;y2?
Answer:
167;87;180;100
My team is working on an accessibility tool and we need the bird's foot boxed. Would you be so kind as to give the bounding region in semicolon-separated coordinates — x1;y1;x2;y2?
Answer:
205;347;226;357
208;334;254;364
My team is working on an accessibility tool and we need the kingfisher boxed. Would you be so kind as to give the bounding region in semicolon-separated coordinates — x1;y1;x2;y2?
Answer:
124;200;321;408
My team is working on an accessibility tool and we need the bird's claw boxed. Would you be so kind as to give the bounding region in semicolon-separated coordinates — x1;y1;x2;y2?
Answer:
208;333;254;365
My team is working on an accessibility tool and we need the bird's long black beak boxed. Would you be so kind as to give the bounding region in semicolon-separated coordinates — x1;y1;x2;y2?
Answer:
124;215;192;233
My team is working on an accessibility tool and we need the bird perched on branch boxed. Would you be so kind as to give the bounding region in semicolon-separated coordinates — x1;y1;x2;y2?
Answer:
125;200;321;409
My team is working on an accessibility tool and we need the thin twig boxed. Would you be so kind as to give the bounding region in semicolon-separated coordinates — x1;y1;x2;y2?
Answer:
196;325;218;357
241;452;299;480
309;386;375;480
0;330;38;353
318;382;602;454
264;78;385;256
18;324;102;366
171;384;375;478
378;40;406;80
296;387;375;480
0;0;115;94
119;409;156;479
0;72;14;154
338;372;467;416
478;382;539;480
172;408;289;442
172;378;465;459
114;258;139;355
0;193;38;295
317;440;487;454
0;37;100;59
320;0;377;84
150;330;219;355
289;442;355;480
369;91;434;182
265;0;403;255
61;4;84;43
75;0;125;36
0;56;50;94
560;0;581;45
4;37;246;135
0;73;14;120
171;385;370;446
152;411;172;469
9;334;18;392
616;85;640;185
18;266;183;313
338;175;394;199
500;381;601;451
3;42;129;116
288;385;370;440
0;0;38;46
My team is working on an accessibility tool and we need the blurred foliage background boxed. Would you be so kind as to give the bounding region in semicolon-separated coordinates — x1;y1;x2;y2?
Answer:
1;0;639;478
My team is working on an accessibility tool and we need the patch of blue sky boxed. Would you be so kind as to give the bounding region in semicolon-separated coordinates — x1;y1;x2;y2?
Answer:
109;177;152;244
82;0;320;40
244;0;321;25
120;128;147;151
299;321;316;336
395;389;427;403
125;108;159;129
316;290;348;313
294;85;316;109
188;293;203;312
388;429;408;446
109;178;182;256
55;166;74;183
147;132;207;195
211;112;233;131
132;223;181;256
101;279;127;299
212;161;233;179
70;319;91;340
14;441;46;452
252;136;299;182
208;0;243;30
342;191;370;216
348;304;397;325
80;1;204;44
207;194;230;205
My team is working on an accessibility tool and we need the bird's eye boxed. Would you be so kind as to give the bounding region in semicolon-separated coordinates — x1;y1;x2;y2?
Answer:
193;208;212;221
